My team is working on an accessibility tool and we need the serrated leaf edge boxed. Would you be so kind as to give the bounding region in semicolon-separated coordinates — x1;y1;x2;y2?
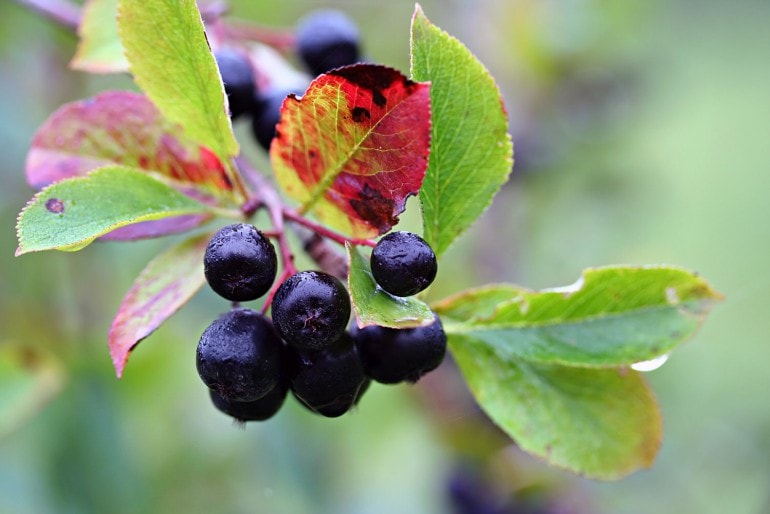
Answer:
411;4;514;257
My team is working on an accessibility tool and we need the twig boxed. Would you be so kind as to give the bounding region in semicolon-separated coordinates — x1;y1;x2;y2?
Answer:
14;0;81;30
235;155;350;279
283;209;377;248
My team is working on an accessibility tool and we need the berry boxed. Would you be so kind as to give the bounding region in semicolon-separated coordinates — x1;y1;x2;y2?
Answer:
209;381;288;422
271;271;351;351
288;332;368;418
295;9;361;76
196;308;283;401
214;48;256;119
371;231;437;297
251;86;304;151
353;314;447;384
204;223;277;302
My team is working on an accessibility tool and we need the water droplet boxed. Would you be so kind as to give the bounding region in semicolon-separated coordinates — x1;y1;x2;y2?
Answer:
631;353;669;372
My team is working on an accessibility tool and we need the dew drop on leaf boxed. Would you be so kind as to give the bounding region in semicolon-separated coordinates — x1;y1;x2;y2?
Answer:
631;353;670;372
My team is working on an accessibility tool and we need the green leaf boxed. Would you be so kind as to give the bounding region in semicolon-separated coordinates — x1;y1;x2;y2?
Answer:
434;266;722;367
16;166;211;255
410;5;513;258
71;0;128;73
450;336;662;479
346;243;434;328
0;344;66;439
117;0;240;186
109;233;209;378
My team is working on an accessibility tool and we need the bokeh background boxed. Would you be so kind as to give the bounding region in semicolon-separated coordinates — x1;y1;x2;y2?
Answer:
1;0;769;513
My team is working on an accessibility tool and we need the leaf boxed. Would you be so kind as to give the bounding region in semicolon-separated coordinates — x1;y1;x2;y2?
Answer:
117;0;240;187
434;266;722;368
346;243;435;328
109;233;209;377
26;91;233;195
450;336;662;479
16;166;211;255
71;0;129;73
410;5;513;258
0;344;66;439
271;64;431;238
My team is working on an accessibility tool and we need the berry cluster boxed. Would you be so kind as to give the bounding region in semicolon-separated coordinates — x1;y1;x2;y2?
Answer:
215;9;363;151
197;224;445;423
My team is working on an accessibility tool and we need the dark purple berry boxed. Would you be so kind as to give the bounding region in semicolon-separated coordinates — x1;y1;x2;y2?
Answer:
353;314;446;384
295;9;361;76
214;48;256;119
209;381;288;422
288;332;368;418
204;223;277;302
371;231;437;297
251;86;301;151
196;309;283;401
271;271;351;351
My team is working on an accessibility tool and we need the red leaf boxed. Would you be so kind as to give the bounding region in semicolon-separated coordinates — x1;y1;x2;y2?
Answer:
26;91;233;194
270;64;431;237
109;233;209;378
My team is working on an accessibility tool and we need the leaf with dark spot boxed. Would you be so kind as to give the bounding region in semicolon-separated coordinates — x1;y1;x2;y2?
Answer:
271;64;431;237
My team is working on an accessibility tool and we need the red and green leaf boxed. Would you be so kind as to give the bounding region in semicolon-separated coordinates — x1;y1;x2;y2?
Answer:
26;91;232;195
271;64;431;238
109;233;209;377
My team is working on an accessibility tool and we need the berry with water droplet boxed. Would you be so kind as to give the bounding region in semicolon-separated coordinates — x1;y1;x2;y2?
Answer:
196;308;283;401
353;313;446;384
204;223;277;302
271;271;351;351
371;231;437;297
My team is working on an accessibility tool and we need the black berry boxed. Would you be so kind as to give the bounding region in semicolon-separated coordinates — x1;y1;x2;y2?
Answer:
209;380;288;422
196;308;283;401
214;48;256;119
271;271;351;351
204;223;277;302
295;9;361;76
288;332;368;418
251;86;305;151
371;231;437;297
353;314;447;384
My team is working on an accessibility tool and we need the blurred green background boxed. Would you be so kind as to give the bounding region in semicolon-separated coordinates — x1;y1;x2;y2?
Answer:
1;0;769;513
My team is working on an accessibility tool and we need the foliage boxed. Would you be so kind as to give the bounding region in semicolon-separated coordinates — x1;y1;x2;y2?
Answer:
10;0;721;480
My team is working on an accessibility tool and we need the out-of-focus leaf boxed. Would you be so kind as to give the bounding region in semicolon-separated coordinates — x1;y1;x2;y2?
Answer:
0;344;66;439
71;0;128;73
410;5;513;258
26;92;233;195
16;166;211;255
450;336;662;479
434;266;722;367
117;0;241;189
346;243;434;328
272;64;431;237
109;233;209;377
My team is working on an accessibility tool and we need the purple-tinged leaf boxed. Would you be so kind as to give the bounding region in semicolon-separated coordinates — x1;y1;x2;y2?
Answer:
26;91;234;196
109;233;209;377
100;214;211;241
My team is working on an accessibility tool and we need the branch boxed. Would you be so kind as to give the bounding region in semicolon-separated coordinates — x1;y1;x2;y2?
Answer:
236;155;349;279
14;0;81;30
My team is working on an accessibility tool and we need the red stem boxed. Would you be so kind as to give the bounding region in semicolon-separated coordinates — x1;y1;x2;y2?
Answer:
236;156;296;277
282;209;377;248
